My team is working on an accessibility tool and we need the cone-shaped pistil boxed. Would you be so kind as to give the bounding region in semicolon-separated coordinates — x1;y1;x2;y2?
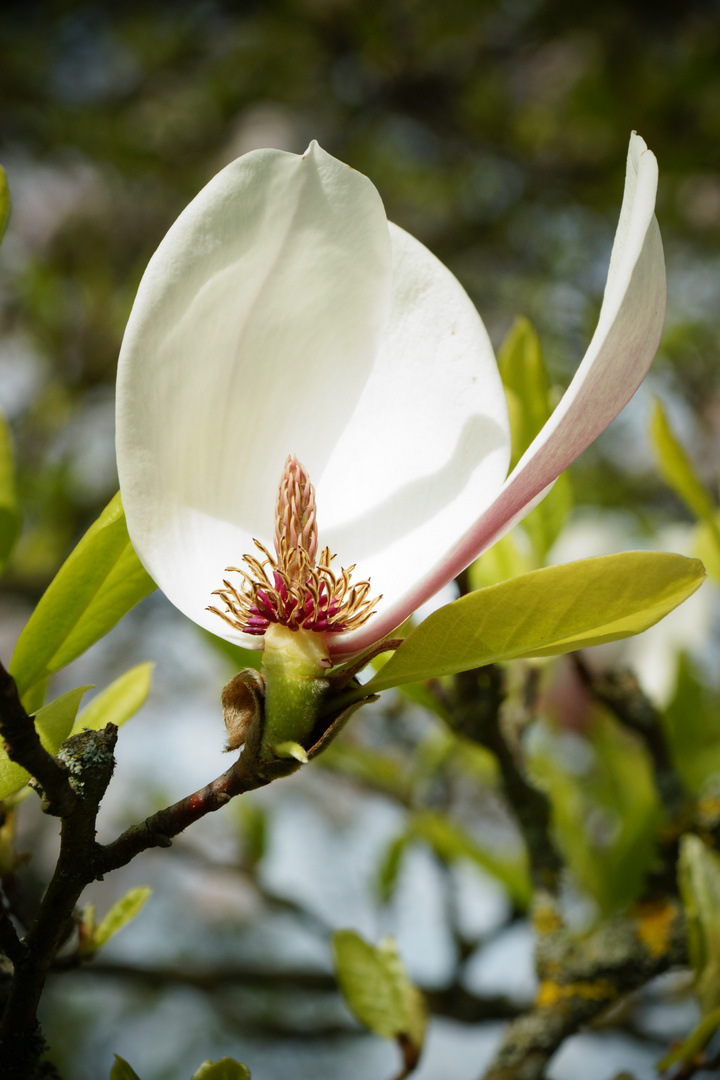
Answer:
208;455;380;637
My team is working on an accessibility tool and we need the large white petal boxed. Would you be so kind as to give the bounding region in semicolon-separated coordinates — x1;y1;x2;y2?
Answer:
316;221;511;636
340;132;665;656
117;143;393;646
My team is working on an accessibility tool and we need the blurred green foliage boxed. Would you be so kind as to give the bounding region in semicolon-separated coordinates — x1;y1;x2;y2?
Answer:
0;0;719;599
1;5;720;1078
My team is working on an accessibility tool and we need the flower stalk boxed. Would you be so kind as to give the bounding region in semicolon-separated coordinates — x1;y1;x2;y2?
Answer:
260;624;330;762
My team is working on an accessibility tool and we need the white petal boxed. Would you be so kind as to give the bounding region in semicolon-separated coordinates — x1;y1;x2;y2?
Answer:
117;143;393;646
317;221;510;631
340;132;665;655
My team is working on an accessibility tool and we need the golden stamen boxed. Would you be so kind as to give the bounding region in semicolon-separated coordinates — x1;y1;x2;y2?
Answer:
208;456;380;637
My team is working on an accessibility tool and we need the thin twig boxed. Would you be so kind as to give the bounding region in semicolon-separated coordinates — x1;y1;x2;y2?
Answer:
97;748;297;875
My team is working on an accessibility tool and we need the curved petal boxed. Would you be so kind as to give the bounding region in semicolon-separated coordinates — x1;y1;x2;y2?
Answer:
317;221;511;633
340;132;666;656
117;142;393;646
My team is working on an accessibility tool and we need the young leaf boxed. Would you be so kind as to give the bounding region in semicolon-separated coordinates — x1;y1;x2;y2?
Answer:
657;1006;720;1072
377;833;410;904
192;1060;251;1080
317;742;413;802
498;317;571;560
364;553;705;694
678;834;720;1015
236;799;268;870
468;531;532;589
662;654;720;796
499;317;551;469
0;685;92;801
694;515;720;585
10;493;156;701
529;713;663;914
72;662;154;735
89;887;151;953
651;399;720;551
0;409;20;574
409;811;531;908
111;1056;142;1080
522;473;572;563
0;166;10;244
333;930;426;1057
201;628;263;672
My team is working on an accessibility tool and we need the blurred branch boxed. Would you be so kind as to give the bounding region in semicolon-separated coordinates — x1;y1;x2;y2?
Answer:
58;956;521;1026
169;839;334;935
0;892;24;966
453;664;560;890
572;656;672;772
573;654;689;871
480;898;686;1080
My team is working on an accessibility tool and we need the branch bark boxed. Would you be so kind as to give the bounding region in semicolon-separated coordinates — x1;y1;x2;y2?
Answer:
453;664;561;890
0;724;117;1080
479;898;687;1080
0;662;76;817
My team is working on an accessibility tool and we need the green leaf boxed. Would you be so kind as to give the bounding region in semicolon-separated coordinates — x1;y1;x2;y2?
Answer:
678;834;720;1014
409;810;531;908
662;654;720;796
499;317;552;468
528;713;663;914
0;166;10;244
192;1060;251;1080
522;472;572;562
0;685;92;801
498;318;571;560
236;799;268;870
317;742;412;801
364;553;705;694
377;833;410;904
91;886;152;952
111;1055;142;1080
651;399;720;550
694;515;720;585
72;662;154;736
201;628;262;671
0;409;20;574
333;930;426;1054
657;1005;720;1071
468;531;533;589
10;493;156;701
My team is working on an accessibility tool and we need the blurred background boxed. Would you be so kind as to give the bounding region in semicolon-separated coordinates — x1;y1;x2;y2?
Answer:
1;1;720;1078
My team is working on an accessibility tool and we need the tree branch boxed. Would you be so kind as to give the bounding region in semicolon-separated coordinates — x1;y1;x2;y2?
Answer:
97;743;298;875
453;664;561;890
0;662;76;817
54;957;521;1025
0;725;117;1080
0;891;25;966
480;898;686;1080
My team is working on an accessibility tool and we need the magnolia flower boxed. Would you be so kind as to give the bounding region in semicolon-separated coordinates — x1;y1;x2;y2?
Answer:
116;134;665;665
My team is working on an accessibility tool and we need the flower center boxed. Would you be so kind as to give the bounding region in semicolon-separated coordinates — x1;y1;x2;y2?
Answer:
208;455;380;637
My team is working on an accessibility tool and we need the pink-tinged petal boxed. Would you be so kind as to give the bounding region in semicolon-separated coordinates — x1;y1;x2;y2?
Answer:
338;132;665;656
